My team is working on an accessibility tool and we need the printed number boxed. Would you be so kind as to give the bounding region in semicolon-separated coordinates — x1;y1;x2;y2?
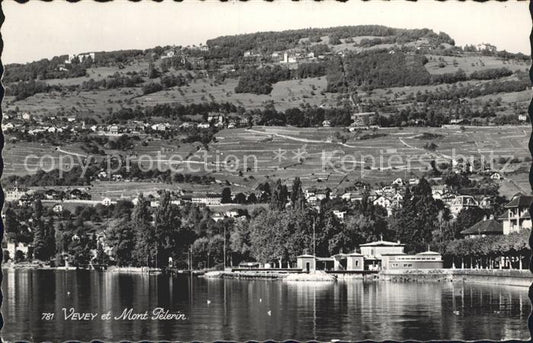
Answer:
41;313;54;320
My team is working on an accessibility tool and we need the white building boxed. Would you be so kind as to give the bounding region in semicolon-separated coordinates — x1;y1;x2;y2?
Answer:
5;187;26;202
4;241;30;261
373;193;402;216
333;210;346;221
501;193;533;235
359;240;405;257
52;203;64;213
391;178;404;186
191;194;222;206
490;172;502;180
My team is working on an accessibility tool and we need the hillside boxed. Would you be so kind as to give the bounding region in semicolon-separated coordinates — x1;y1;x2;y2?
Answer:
2;25;531;196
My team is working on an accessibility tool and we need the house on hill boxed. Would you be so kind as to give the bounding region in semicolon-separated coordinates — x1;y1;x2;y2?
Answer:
191;193;222;206
5;187;26;202
351;112;376;127
52;203;64;213
450;195;479;217
490;172;502;181
373;193;402;216
391;178;404;186
461;216;503;238
341;192;364;203
501;193;533;235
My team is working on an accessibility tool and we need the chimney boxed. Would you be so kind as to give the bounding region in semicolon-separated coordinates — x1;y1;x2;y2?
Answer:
489;214;494;220
483;215;487;221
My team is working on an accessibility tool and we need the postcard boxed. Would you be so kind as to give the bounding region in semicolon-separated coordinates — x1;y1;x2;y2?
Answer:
0;0;531;341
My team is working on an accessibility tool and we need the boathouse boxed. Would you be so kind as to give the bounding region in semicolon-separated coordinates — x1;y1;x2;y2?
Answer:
332;252;365;271
297;252;365;272
296;254;316;272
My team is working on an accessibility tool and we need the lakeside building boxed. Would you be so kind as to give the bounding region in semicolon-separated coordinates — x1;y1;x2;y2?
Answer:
296;252;364;272
381;251;443;270
501;193;533;235
359;239;405;257
3;240;31;261
296;240;443;272
5;187;27;202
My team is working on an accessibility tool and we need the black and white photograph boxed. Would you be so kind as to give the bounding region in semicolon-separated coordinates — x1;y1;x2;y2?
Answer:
0;1;532;341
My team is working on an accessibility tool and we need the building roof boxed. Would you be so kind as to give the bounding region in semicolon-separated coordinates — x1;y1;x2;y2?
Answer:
416;251;441;256
453;195;478;207
504;193;533;209
360;240;404;247
380;252;406;256
334;252;364;257
461;219;503;236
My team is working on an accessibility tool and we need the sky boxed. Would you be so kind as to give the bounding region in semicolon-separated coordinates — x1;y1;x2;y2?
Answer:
2;0;531;64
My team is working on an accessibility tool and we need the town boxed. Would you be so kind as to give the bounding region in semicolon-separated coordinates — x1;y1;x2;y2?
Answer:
2;25;531;278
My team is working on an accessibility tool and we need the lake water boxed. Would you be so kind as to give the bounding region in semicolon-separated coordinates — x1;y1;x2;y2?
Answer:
0;269;530;341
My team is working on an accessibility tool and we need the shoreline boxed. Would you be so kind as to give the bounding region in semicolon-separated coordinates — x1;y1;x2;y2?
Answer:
380;269;533;287
3;264;532;287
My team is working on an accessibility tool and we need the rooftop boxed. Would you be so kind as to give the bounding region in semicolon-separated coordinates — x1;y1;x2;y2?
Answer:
505;193;533;209
416;251;442;255
461;219;503;236
360;240;404;247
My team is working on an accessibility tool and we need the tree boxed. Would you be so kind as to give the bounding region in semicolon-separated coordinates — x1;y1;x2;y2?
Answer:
234;192;247;204
249;209;312;266
153;191;194;268
221;187;232;203
148;62;160;79
131;194;155;266
105;218;135;266
4;207;19;236
390;178;447;253
270;179;288;211
249;210;290;265
32;199;48;261
44;217;56;261
290;177;306;211
230;219;252;265
247;193;257;204
68;233;92;267
454;207;489;237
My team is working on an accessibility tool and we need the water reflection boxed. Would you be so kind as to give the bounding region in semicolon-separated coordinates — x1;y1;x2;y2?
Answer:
1;270;530;341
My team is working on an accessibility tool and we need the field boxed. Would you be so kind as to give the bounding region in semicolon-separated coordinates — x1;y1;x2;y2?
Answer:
3;29;532;202
4;124;531;200
134;76;337;111
197;125;531;197
424;55;529;75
